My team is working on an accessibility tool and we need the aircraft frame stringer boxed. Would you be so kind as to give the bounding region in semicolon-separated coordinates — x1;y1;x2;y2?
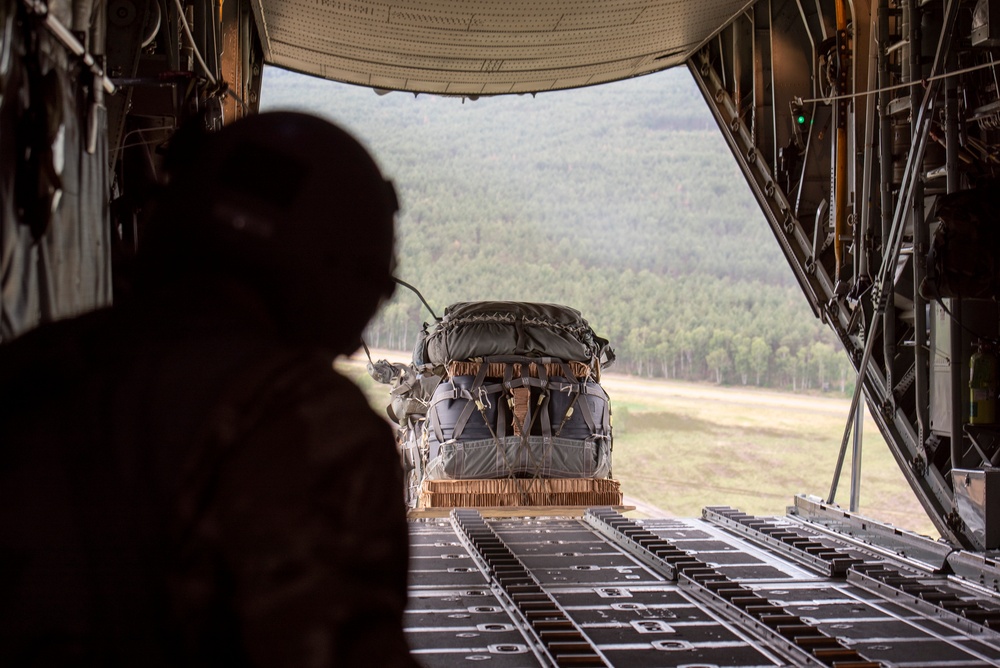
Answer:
687;0;987;547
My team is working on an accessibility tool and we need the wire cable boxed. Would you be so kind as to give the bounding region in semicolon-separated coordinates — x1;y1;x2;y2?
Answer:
393;277;440;321
801;59;999;105
360;339;375;366
935;297;1000;345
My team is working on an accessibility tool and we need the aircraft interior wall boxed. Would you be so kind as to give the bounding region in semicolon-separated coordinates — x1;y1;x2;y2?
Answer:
689;0;1000;549
0;0;112;340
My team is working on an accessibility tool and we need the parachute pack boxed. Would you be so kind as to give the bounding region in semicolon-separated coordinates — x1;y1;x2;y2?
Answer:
375;301;618;508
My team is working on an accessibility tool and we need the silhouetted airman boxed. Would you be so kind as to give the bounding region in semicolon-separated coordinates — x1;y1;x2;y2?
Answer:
0;112;418;667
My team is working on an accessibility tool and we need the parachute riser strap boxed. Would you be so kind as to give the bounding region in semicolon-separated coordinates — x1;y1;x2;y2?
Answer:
450;361;492;442
554;392;580;438
427;383;477;444
552;360;581;437
515;363;552;481
448;391;482;436
504;363;530;438
427;398;446;446
469;368;528;498
577;393;598;433
534;362;553;442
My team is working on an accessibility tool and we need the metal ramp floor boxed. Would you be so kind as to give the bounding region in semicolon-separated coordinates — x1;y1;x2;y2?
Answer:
405;503;1000;667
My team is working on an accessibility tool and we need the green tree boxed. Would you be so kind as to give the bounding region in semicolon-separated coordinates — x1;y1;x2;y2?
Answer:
706;347;731;384
732;334;752;385
750;336;771;386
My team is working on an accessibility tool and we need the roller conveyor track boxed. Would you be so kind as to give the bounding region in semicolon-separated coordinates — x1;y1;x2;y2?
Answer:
405;507;1000;667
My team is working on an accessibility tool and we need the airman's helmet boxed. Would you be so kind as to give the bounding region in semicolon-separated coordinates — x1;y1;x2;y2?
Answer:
145;112;398;352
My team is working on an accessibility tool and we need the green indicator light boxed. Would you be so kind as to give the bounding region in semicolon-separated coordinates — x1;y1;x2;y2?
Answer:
796;114;807;125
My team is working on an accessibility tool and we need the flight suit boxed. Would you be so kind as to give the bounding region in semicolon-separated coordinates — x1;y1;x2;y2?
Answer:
0;298;418;667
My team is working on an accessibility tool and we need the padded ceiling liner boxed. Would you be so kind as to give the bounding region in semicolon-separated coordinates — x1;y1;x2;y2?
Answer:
252;0;755;95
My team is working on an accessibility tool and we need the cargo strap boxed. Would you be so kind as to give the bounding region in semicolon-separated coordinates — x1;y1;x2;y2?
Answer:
503;361;553;440
428;355;609;449
504;363;548;485
495;357;607;441
428;361;503;445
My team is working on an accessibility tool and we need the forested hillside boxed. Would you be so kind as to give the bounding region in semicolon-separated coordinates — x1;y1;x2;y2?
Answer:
261;67;851;392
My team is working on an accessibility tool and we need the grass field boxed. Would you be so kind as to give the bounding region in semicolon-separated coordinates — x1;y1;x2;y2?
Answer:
338;353;938;537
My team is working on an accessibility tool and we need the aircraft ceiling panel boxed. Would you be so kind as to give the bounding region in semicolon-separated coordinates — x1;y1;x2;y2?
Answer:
251;0;755;94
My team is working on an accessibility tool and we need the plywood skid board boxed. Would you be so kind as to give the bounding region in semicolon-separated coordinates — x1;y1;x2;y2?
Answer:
418;477;623;509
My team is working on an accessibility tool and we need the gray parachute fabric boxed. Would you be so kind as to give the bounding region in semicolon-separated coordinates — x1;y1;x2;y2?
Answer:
379;302;615;508
423;301;614;368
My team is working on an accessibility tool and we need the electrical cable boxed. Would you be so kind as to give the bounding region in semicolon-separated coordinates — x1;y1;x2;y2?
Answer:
111;125;176;165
